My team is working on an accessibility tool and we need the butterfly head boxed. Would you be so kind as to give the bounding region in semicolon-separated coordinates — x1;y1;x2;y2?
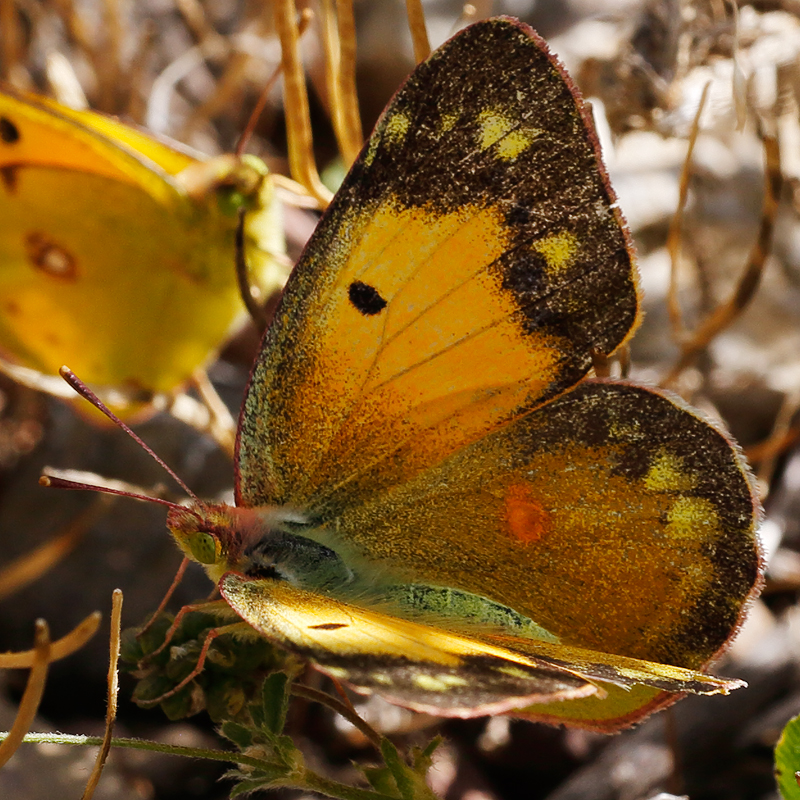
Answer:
166;503;355;592
166;503;283;581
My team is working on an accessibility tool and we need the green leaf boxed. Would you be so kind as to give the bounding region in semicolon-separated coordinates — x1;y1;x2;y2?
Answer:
776;714;800;799
261;672;291;736
220;721;254;749
381;739;415;800
414;736;442;770
362;765;400;796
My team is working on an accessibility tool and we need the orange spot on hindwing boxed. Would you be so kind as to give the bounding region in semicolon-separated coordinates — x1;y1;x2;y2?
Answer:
505;484;550;544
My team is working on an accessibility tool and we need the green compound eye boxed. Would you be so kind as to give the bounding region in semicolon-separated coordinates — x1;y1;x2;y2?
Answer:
189;532;219;565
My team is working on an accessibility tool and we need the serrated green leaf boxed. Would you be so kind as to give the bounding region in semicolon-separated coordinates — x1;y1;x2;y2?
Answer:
363;765;400;796
227;764;292;794
381;739;415;800
160;686;198;721
261;672;291;735
220;721;254;749
206;676;247;722
126;617;174;663
119;627;145;664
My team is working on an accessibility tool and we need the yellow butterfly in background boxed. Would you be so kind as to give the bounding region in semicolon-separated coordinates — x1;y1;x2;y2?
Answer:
61;17;762;731
0;88;285;413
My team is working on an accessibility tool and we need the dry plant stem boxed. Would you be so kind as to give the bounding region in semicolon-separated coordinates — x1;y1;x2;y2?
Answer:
663;706;684;796
590;344;630;379
291;684;383;751
274;0;333;206
729;0;747;130
591;351;611;378
135;558;189;641
165;391;235;456
746;425;800;465
52;0;97;78
182;51;253;140
667;81;710;341
618;343;631;378
0;0;22;81
235;9;312;157
0;620;51;768
190;368;237;458
97;0;122;112
0;495;112;601
175;0;216;44
273;173;320;207
754;390;800;492
236;65;284;156
81;590;123;800
406;0;431;63
125;21;157;121
0;612;101;668
138;623;249;706
236;208;271;333
665;132;782;384
321;0;346;153
334;0;363;165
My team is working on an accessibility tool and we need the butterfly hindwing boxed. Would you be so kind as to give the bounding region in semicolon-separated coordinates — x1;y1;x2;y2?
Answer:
333;382;760;670
219;573;743;721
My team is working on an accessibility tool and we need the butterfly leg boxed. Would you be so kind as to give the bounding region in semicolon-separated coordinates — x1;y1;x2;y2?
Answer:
137;620;252;706
138;599;231;666
135;558;189;641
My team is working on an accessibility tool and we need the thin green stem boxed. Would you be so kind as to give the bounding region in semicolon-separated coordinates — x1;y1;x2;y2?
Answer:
291;684;383;750
2;732;403;800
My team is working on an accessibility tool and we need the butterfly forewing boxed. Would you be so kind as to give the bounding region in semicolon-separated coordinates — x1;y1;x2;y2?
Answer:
237;19;640;512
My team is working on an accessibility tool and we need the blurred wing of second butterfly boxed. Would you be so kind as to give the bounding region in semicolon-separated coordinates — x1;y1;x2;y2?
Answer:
0;68;287;428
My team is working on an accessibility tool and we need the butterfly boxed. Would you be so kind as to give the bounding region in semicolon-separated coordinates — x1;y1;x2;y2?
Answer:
0;88;285;414
66;16;762;731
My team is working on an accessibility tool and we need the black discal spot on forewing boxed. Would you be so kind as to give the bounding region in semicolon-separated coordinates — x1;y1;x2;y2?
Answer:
349;281;387;315
309;622;348;630
0;117;20;144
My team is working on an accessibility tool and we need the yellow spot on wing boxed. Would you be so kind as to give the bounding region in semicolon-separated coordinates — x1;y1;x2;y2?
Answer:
384;112;410;145
532;231;578;274
440;111;458;132
645;452;696;492
667;497;718;539
363;136;379;167
478;109;540;160
324;666;350;679
412;674;469;691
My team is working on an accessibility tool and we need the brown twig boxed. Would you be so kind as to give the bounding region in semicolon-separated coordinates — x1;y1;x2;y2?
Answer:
274;0;333;206
665;127;781;385
666;81;710;342
406;0;430;63
81;590;123;800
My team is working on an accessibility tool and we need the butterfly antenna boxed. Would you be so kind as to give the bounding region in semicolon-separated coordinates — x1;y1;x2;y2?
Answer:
39;471;184;510
57;366;200;503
